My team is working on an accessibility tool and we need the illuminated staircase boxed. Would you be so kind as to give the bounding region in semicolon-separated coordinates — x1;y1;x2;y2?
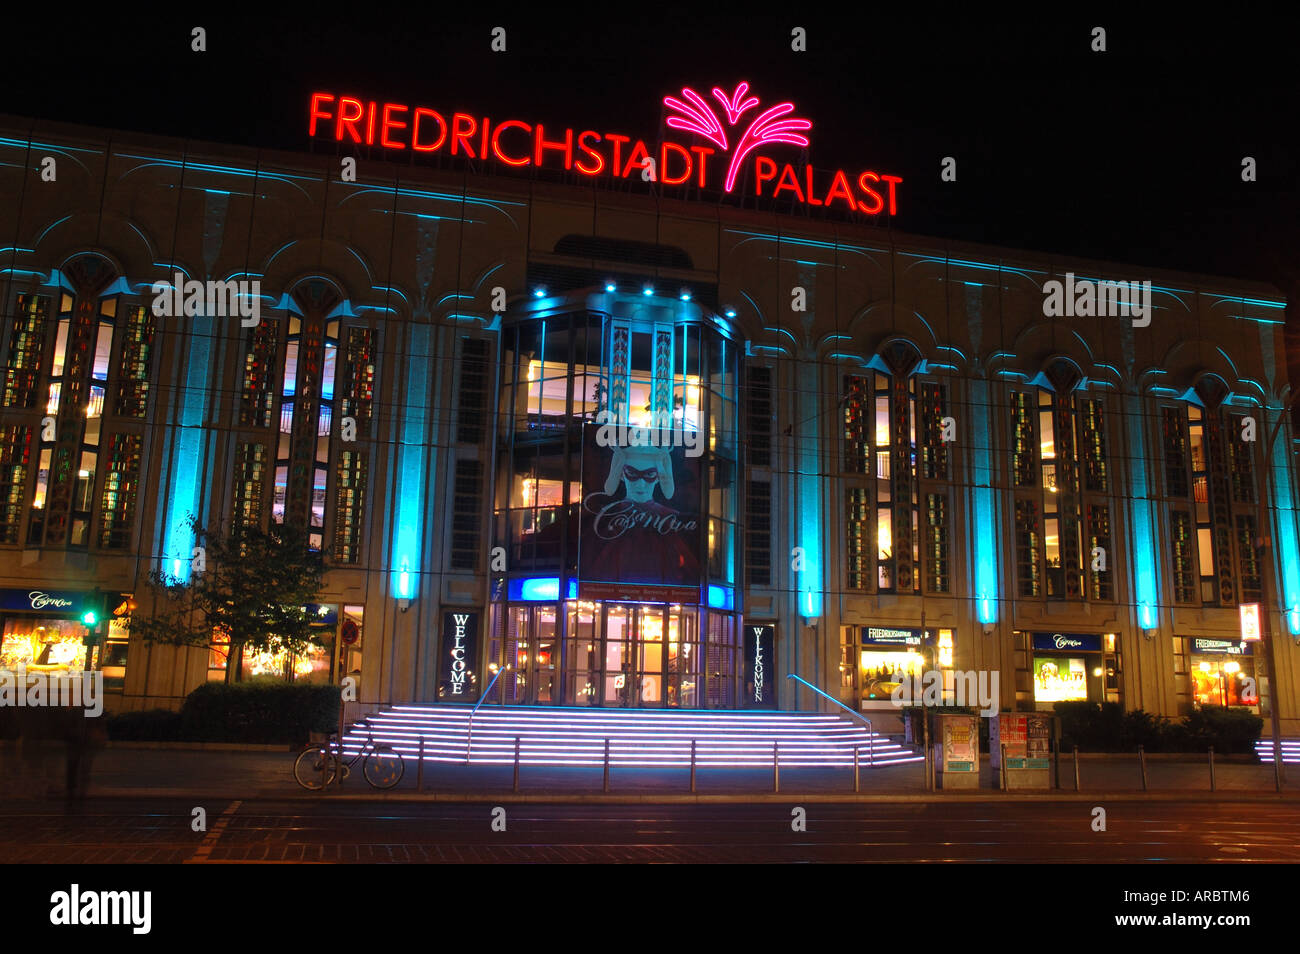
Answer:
341;705;923;768
1254;739;1300;764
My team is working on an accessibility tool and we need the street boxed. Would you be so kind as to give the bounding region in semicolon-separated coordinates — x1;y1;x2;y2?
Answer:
2;796;1298;864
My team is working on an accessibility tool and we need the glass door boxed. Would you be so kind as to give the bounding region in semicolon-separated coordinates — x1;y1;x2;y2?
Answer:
637;607;665;706
604;604;635;707
505;605;558;704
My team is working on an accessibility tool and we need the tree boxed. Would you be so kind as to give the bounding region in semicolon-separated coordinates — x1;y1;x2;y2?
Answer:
132;517;326;683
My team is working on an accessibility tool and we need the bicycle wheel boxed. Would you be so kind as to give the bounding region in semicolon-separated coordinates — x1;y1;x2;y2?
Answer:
294;744;339;790
363;746;405;789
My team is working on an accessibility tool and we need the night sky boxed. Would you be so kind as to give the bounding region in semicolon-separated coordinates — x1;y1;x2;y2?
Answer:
6;11;1298;287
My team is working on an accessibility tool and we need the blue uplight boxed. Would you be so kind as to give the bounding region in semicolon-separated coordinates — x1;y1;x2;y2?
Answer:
161;315;214;583
706;585;734;610
970;380;999;624
391;325;431;598
1270;424;1300;635
797;362;823;618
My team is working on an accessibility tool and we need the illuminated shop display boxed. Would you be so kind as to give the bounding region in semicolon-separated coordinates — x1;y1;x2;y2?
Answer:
1189;638;1257;710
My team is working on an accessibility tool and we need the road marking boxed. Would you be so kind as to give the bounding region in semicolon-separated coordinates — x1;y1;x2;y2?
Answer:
187;799;241;864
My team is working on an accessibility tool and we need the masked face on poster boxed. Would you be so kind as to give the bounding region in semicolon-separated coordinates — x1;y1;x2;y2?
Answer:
580;433;702;589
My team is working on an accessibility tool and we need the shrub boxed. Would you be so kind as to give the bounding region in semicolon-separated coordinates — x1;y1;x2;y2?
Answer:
1180;706;1263;755
177;680;341;746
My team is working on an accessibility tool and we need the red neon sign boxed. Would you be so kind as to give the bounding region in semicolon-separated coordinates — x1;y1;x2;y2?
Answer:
307;85;900;215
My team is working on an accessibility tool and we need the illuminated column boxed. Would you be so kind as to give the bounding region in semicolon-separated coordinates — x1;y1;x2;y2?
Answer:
1125;393;1160;629
1267;410;1300;634
968;379;999;624
160;311;213;581
390;323;432;598
796;359;822;618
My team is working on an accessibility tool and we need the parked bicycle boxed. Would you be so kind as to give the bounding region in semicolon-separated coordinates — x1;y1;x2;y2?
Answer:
293;725;405;791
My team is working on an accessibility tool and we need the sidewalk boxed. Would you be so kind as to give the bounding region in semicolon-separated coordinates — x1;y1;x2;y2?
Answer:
4;744;1297;803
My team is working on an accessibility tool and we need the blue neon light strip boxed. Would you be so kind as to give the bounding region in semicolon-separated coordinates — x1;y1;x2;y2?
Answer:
969;380;998;624
797;361;822;617
1125;397;1159;629
162;315;213;581
1269;421;1300;634
391;325;431;598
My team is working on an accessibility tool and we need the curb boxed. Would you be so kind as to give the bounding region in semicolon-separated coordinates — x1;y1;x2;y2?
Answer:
66;788;1300;805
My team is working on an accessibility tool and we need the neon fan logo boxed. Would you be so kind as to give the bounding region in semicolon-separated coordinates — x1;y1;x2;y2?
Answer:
663;82;811;193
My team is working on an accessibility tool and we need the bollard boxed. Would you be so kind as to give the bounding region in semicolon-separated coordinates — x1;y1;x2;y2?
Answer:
853;745;860;794
513;737;520;793
690;740;696;794
1209;745;1216;792
1000;744;1008;791
320;742;327;792
773;740;780;794
1139;744;1148;791
417;737;425;792
603;738;610;793
1073;746;1080;791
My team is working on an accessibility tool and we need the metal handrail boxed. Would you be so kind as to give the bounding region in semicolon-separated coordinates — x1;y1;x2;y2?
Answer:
467;669;503;762
786;673;873;737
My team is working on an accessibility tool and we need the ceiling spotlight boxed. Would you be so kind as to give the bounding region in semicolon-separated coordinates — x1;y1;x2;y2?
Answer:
679;288;692;301
724;307;737;318
533;287;546;298
605;281;617;292
642;284;654;296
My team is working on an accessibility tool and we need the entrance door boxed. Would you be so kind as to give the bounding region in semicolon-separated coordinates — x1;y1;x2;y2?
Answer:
506;605;558;704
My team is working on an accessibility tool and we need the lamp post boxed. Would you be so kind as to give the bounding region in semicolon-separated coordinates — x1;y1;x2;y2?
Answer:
1254;403;1294;785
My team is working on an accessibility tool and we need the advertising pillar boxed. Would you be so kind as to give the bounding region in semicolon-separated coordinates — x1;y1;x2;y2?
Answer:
933;711;980;789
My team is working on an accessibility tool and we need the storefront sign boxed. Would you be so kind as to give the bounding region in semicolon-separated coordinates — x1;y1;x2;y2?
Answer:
0;589;85;613
1031;632;1103;653
306;82;902;215
860;626;926;646
1191;638;1252;655
743;624;776;709
1239;603;1261;641
438;611;479;701
578;425;702;600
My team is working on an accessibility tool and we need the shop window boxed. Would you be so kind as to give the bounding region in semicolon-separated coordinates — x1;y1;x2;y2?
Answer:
1235;514;1262;602
114;304;155;418
339;327;375;435
746;366;773;468
232;441;267;532
1079;397;1108;492
1162;406;1190;497
1227;413;1256;504
1086;503;1113;601
1;617;86;672
845;488;870;590
1015;500;1041;597
1010;390;1036;487
98;432;143;548
450;458;484;571
745;479;771;587
0;424;32;543
919;381;949;480
3;294;50;408
333;448;366;564
239;310;279;426
842;374;870;474
456;338;490;444
924;492;950;593
1170;510;1196;603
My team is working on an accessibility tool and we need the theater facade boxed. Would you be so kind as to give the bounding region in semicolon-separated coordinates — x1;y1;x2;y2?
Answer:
1;94;1297;731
